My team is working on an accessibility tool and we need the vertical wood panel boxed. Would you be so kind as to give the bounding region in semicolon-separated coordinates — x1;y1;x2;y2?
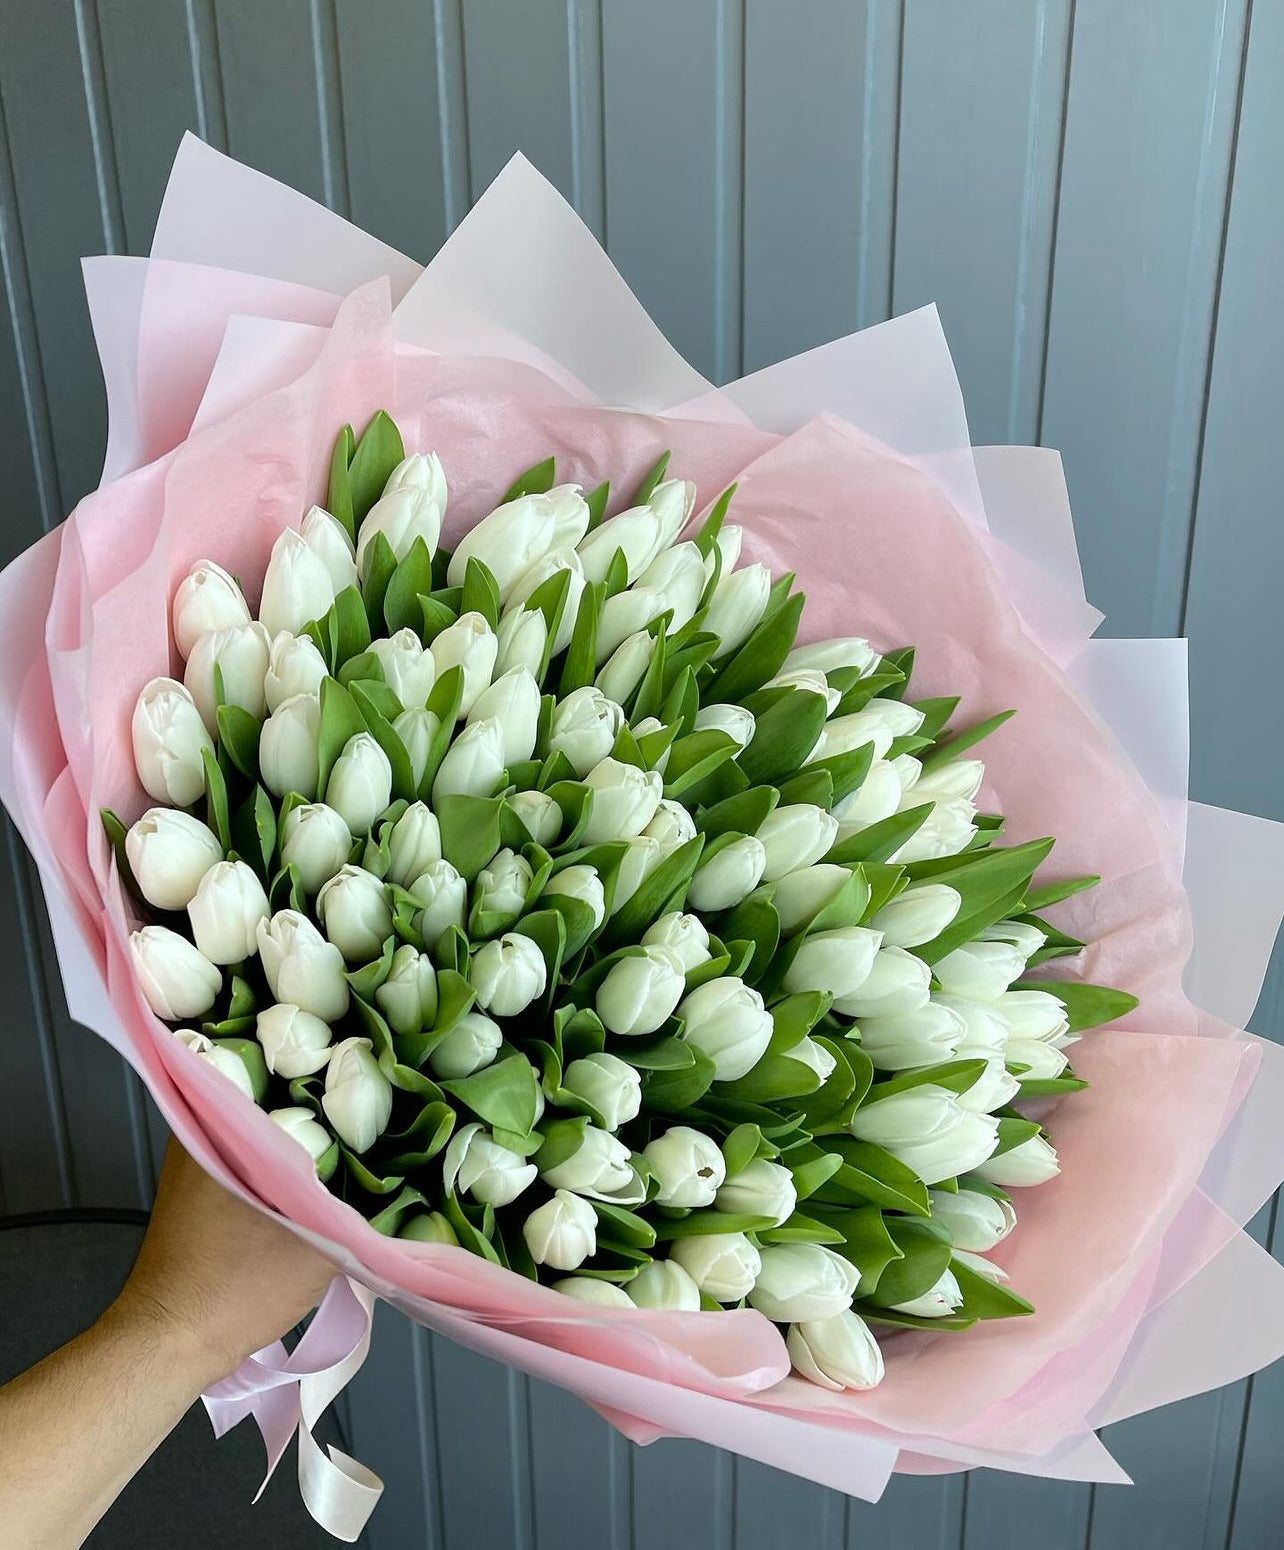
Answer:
632;1439;735;1550
527;1381;625;1550
429;1339;532;1550
734;1460;844;1550
962;1474;1091;1550
848;1474;966;1550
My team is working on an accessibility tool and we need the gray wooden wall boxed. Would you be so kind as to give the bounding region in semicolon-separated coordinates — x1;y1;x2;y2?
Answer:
0;1;1281;1545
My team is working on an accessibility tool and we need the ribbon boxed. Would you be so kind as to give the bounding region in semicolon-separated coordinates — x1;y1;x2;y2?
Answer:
202;1275;383;1542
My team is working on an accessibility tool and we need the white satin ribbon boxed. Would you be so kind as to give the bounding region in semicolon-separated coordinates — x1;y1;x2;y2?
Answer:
202;1275;383;1542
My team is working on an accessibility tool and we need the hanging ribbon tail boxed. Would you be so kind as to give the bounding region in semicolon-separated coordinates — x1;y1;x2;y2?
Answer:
201;1275;384;1543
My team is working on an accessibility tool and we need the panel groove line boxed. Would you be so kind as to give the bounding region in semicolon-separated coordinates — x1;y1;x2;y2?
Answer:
1033;0;1077;449
183;0;230;148
72;0;127;255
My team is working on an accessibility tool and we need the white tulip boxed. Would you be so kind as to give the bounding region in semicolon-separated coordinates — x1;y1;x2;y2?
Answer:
870;884;962;948
447;485;588;595
693;703;756;750
980;918;1047;957
595;630;655;704
686;836;767;912
995;989;1070;1043
626;1259;702;1311
834;946;930;1018
259;692;321;799
384;451;447;501
892;753;923;793
671;1231;761;1302
782;1035;837;1085
756;804;839;882
184;620;272;730
928;1188;1017;1252
642;911;711;972
554;1277;633;1308
883;1111;999;1187
610;836;663;914
470;932;547;1017
548;687;623;778
541;1126;635;1198
317;864;393;962
705;563;772;655
428;1011;503;1079
749;1243;860;1322
577;481;693;585
892;799;978;862
300;506;359;594
494;606;548;679
762;668;840;713
256;1003;333;1079
832;760;903;834
708;522;743;577
636;540;706;630
543;865;606;930
264;631;329;713
788;1310;884;1390
643;1126;727;1208
642;799;697;857
322;1036;393;1153
467;667;540;765
593;588;664;665
581;758;663;845
507;547;585;654
280;802;351;895
972;1134;1060;1187
356;483;444;575
507;789;562;847
523;1189;597;1272
912;759;985;806
188;859;270;965
952;1249;1009;1284
431;611;498;716
369;628;436;709
432;716;506;803
856;1003;967;1070
129;926;222;1020
809;700;924;764
256;910;350;1022
596;947;686;1036
131;678;216;808
258;528;338;637
771;864;852;935
327;732;393;835
1007;1038;1069;1081
444;1122;538;1206
955;1058;1022;1114
409;859;468;947
393;708;438;787
171;559;250;658
268;1106;334;1166
125;809;223;911
783;637;879;678
561;1052;642;1129
475;848;533;920
715;1158;797;1227
782;926;882;1004
677;976;773;1081
933;994;1010;1058
386;802;441;888
172;1029;256;1099
935;941;1026;1003
375;945;438;1036
890;1269;964;1319
630;717;672;772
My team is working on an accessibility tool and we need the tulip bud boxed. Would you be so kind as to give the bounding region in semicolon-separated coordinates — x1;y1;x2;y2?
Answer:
693;702;756;750
554;1277;634;1308
317;864;393;962
955;1057;1020;1113
356;483;445;576
642;1126;727;1208
595;630;655;704
892;799;978;862
641;911;711;972
782;1035;837;1086
184;620;272;730
1006;1038;1069;1081
548;688;624;778
129;926;222;1020
749;1243;861;1322
832;759;904;834
980;918;1047;956
392;708;437;788
258;527;338;637
596;947;686;1036
540;1125;635;1197
467;667;541;765
386;802;441;888
131;678;216;808
188;859;270;965
762;668;841;712
852;1086;999;1186
279;803;351;895
561;1051;642;1129
995;989;1070;1043
755;804;839;882
771;864;851;935
677;976;773;1081
264;631;329;712
432;716;506;803
870;883;962;948
543;864;606;930
256;910;350;1022
428;1010;503;1079
642;799;697;857
929;1188;1017;1251
577;480;693;585
431;611;498;717
912;759;985;806
322;1036;393;1153
630;717;672;772
708;522;743;577
715;1158;797;1226
173;1028;257;1099
788;1310;884;1390
384;451;448;501
447;486;588;596
934;941;1026;1003
444;1122;538;1206
595;587;666;665
375;944;438;1036
808;700;924;764
636;539;705;630
475;847;533;921
783;925;880;1004
507;547;585;654
783;637;879;678
686;836;767;913
610;836;663;914
523;1189;598;1272
469;932;548;1017
890;1269;964;1319
399;1212;459;1245
327;732;393;835
932;993;1010;1058
256;1003;333;1078
125;808;224;911
626;1258;701;1310
833;946;930;1018
300;506;359;593
268;1105;334;1166
671;1231;761;1302
972;1134;1060;1187
507;788;562;847
172;559;251;658
494;605;548;679
369;628;436;709
409;859;468;947
856;1003;967;1070
581;758;664;845
705;563;772;655
259;692;321;799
